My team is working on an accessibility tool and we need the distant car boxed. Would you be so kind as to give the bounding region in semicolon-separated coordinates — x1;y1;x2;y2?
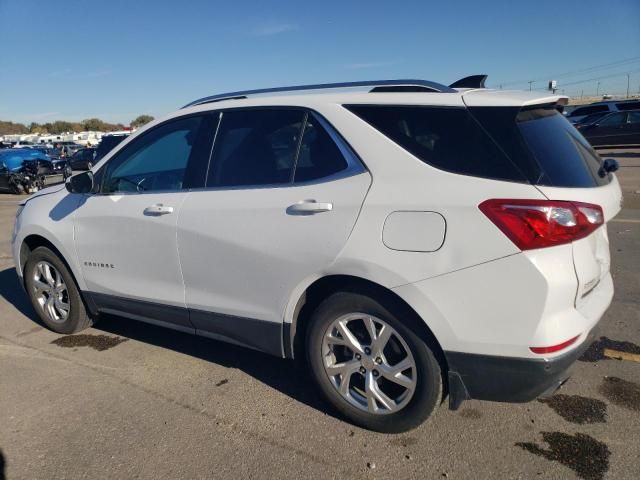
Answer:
578;110;640;147
567;99;640;124
55;142;83;157
0;149;55;194
69;148;96;170
94;134;128;162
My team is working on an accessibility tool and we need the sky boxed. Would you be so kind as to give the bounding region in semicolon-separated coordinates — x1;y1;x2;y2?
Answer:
1;0;639;125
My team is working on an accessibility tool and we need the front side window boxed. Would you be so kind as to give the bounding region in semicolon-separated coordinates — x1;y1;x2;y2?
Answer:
598;112;626;127
101;116;207;193
628;112;640;124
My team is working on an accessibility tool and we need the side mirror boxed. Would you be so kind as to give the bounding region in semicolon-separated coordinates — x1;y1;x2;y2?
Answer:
598;158;619;178
65;170;94;194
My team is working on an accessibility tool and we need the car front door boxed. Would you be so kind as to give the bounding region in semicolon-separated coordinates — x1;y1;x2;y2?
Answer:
73;114;215;329
177;108;371;354
586;112;627;146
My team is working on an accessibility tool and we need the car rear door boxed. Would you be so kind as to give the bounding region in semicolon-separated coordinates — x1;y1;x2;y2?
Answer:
177;108;371;355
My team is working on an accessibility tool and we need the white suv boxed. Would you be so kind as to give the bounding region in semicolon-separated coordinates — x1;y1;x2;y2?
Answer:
12;79;622;432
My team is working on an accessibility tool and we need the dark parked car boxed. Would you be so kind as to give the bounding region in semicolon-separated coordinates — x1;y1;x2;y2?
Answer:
69;148;96;170
578;110;640;147
0;149;68;194
567;99;640;124
94;134;128;162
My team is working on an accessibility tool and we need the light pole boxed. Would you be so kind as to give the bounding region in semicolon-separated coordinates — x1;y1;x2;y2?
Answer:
627;73;630;98
528;80;534;91
596;81;601;97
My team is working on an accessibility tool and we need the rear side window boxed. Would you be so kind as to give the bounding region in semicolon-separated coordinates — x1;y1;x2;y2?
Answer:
615;101;640;111
570;105;609;117
207;109;305;187
345;105;527;182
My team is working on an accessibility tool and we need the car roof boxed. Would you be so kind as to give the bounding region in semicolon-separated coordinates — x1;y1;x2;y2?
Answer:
178;87;568;117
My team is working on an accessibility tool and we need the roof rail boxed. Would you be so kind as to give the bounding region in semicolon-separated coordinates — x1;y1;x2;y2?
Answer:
182;79;456;108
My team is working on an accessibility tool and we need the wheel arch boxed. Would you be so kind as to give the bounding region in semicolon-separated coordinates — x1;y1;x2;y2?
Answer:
286;274;448;377
20;234;96;315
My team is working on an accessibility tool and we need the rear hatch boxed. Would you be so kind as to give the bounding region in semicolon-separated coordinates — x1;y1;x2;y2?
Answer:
464;95;622;303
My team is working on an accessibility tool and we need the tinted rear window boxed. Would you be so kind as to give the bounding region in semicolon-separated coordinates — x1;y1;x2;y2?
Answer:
345;105;527;182
569;105;609;117
347;104;610;188
515;108;610;187
615;101;640;111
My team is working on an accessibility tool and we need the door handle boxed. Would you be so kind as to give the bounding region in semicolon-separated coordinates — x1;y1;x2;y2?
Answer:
286;200;333;215
143;204;174;216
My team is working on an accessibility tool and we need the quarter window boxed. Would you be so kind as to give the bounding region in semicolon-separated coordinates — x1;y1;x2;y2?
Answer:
294;116;348;183
101;116;208;193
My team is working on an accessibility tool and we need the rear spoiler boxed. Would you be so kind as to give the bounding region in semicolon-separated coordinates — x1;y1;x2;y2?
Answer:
449;75;488;89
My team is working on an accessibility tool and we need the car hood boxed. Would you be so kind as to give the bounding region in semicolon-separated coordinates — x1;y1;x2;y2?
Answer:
21;183;66;205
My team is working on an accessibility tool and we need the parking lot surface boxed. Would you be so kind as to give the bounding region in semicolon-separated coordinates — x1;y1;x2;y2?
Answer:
1;151;639;480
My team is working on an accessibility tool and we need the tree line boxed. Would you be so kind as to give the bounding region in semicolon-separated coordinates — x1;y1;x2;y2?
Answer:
0;115;154;136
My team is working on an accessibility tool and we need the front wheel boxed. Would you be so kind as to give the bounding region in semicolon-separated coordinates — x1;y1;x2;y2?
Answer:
24;246;93;334
306;292;442;433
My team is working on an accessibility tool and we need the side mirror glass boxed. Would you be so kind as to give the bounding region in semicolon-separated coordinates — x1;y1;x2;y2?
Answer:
66;170;94;194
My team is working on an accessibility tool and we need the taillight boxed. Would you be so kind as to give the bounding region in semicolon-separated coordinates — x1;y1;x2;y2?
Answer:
479;199;604;250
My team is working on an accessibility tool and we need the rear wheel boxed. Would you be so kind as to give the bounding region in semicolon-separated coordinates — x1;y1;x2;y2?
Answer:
306;292;442;432
24;246;93;334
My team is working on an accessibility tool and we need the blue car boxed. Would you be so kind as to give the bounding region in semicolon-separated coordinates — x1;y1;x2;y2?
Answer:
0;148;69;194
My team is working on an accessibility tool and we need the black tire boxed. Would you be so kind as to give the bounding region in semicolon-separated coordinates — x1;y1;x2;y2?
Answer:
306;292;442;433
24;246;93;334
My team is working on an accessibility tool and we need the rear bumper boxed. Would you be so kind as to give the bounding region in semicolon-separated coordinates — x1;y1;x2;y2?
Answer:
445;326;598;409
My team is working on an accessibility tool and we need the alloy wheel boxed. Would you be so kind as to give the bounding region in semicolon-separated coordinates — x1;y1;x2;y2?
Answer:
321;313;417;414
32;261;70;323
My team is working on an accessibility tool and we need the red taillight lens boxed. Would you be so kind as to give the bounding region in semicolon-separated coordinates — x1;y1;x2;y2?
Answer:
530;335;580;354
479;199;604;250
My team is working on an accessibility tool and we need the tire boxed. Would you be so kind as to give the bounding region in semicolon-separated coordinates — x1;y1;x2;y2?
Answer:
24;246;93;334
306;292;442;433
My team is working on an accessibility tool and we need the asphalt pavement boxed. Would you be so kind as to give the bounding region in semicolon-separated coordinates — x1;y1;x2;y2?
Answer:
0;151;638;480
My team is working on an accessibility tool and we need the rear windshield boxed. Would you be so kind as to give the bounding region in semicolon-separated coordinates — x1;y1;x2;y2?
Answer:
514;107;610;187
346;104;610;187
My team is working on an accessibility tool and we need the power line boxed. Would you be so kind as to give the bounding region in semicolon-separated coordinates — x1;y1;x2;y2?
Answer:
498;56;640;87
